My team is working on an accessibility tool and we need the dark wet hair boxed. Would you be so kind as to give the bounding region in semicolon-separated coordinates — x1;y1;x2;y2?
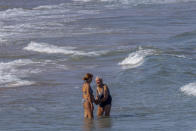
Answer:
83;73;93;81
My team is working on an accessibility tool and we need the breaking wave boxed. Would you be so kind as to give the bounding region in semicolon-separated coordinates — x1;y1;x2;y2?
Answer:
0;3;100;41
119;47;156;69
73;0;196;5
24;41;108;57
0;59;38;88
180;82;196;96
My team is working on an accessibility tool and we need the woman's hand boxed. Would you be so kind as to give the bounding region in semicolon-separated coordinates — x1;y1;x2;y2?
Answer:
90;103;94;110
94;99;99;105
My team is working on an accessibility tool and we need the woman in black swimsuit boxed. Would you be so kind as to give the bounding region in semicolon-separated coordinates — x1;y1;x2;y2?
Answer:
95;77;112;117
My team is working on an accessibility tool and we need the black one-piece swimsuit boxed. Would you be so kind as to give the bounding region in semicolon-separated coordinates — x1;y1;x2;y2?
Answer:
98;87;112;108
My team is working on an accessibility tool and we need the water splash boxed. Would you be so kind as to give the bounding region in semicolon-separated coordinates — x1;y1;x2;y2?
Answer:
119;47;156;69
180;82;196;96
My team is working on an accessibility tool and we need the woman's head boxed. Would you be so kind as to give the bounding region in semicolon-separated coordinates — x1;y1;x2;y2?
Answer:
95;77;103;86
83;73;93;83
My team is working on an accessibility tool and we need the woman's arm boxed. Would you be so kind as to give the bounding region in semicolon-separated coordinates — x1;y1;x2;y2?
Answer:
91;93;96;103
95;88;98;100
86;84;96;103
84;84;91;102
100;85;109;102
94;88;99;104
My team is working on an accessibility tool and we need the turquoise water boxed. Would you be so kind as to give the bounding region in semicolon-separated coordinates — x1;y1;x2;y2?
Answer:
0;0;196;130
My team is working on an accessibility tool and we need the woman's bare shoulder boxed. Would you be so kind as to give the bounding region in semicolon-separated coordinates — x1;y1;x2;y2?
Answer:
103;84;109;90
83;83;90;89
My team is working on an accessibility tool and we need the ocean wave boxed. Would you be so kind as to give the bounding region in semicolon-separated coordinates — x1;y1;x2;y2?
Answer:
33;3;65;10
180;82;196;96
119;47;156;69
169;54;188;59
0;38;6;42
0;59;38;88
0;3;100;41
0;58;70;88
0;4;99;19
24;41;108;57
1;8;26;17
173;30;196;38
162;53;188;59
72;0;196;5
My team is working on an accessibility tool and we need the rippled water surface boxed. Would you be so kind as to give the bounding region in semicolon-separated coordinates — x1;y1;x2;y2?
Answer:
0;0;196;130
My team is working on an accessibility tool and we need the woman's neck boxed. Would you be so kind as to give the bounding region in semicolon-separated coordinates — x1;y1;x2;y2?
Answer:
98;83;104;88
85;81;90;84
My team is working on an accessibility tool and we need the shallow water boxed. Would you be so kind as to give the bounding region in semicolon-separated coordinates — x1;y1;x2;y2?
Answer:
0;0;196;130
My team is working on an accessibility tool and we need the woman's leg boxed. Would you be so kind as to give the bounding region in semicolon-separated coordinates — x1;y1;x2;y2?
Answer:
97;106;104;117
90;103;94;119
104;104;111;116
84;102;93;119
83;103;88;118
84;110;88;118
87;109;93;119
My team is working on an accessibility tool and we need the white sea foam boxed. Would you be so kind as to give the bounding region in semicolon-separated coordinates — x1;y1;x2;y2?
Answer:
173;55;187;58
73;0;196;5
163;54;192;60
119;47;155;69
0;3;100;41
33;4;65;10
170;54;190;59
170;54;194;60
24;41;108;57
1;8;27;18
180;82;196;96
0;59;70;88
0;59;38;88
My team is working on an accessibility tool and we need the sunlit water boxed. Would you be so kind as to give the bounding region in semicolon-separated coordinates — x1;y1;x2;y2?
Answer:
0;0;196;130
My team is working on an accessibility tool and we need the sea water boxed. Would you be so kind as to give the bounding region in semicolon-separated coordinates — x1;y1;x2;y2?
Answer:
0;0;196;130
